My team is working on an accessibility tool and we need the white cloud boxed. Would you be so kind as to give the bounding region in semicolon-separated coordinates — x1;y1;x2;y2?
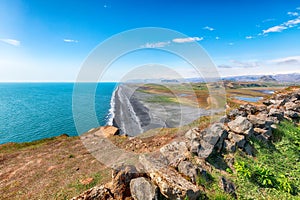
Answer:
269;56;300;65
246;36;254;39
284;17;300;27
203;26;214;31
0;39;20;46
63;39;78;43
263;25;287;34
141;41;170;48
287;11;299;17
262;12;300;35
215;36;220;40
172;37;203;43
228;42;234;46
297;7;300;10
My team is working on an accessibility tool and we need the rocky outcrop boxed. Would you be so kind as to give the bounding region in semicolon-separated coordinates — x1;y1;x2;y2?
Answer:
72;88;300;200
139;155;202;200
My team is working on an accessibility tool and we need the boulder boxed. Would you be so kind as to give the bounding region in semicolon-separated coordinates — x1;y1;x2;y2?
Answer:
95;126;119;138
228;116;253;135
111;165;145;199
178;161;198;184
139;155;202;200
198;123;228;158
130;177;157;200
160;141;189;167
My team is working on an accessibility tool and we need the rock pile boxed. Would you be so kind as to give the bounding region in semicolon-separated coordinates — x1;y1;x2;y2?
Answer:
72;89;300;200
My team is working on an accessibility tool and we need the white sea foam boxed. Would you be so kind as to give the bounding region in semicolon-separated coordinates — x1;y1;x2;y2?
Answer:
107;86;118;126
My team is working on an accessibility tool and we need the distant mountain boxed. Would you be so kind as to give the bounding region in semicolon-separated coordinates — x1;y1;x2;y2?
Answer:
222;73;300;83
259;75;277;82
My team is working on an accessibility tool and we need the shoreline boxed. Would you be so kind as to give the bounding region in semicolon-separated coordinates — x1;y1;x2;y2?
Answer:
111;83;218;136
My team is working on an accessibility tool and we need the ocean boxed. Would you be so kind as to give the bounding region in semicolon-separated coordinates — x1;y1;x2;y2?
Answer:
0;83;117;144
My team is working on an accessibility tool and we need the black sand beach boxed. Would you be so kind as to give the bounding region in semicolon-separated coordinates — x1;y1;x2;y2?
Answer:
112;84;214;136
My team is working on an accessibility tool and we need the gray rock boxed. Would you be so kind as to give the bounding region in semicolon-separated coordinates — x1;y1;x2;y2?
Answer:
198;141;215;158
160;141;188;167
284;110;299;119
198;123;228;158
185;128;201;141
284;102;299;111
112;165;145;199
228;116;253;135
190;139;201;154
178;161;198;184
269;108;284;120
219;116;230;123
219;177;236;198
130;177;157;200
223;140;237;153
139;155;202;200
247;114;272;128
240;104;257;115
230;133;246;148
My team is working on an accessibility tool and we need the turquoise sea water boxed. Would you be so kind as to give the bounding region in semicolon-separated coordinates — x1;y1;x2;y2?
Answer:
0;83;117;144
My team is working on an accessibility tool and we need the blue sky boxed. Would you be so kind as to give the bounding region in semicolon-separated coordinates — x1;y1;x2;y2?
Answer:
0;0;300;82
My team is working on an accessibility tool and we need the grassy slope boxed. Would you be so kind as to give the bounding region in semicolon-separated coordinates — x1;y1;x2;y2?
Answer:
201;121;300;200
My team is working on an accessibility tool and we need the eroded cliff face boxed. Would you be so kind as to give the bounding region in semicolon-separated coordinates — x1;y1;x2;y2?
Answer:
73;88;300;200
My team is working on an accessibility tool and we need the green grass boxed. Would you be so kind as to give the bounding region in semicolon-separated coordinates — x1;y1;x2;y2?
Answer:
232;121;300;199
68;172;103;193
145;95;178;103
0;135;75;153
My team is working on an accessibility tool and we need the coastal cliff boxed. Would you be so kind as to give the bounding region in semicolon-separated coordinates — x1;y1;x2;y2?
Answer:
1;87;299;199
